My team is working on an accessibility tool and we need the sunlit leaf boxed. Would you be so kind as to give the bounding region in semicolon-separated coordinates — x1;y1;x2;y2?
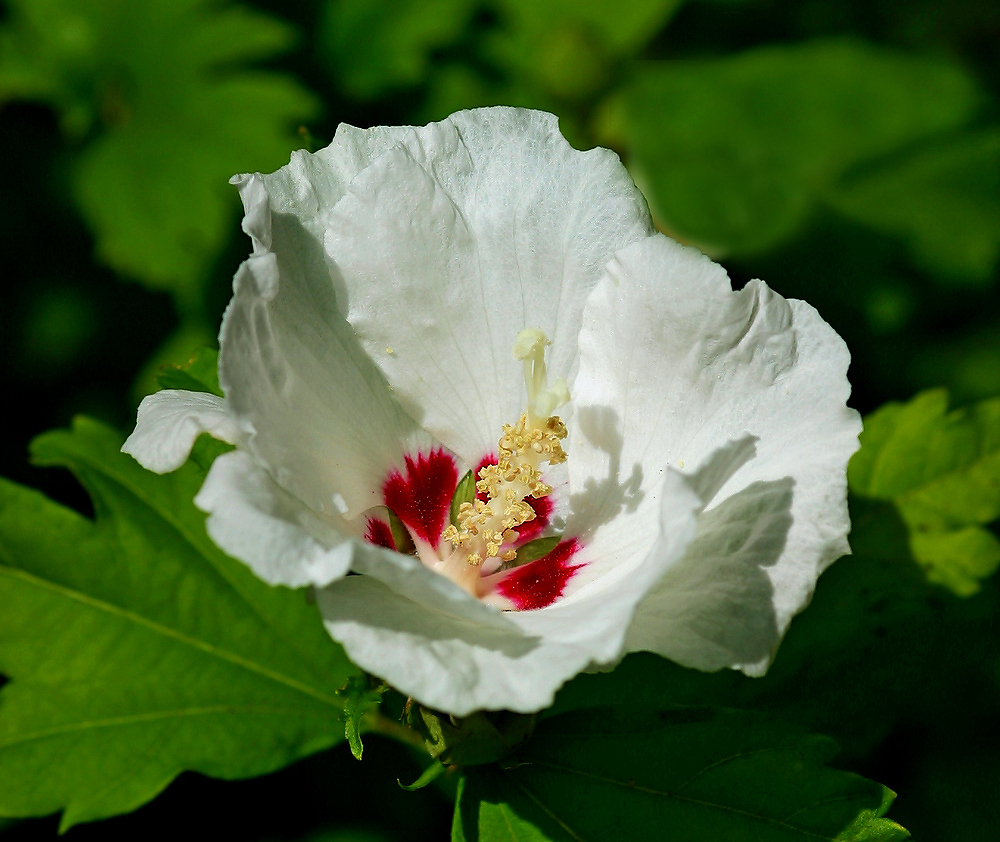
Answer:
622;39;982;254
454;707;908;841
0;418;356;830
849;390;1000;595
828;129;1000;284
0;0;318;308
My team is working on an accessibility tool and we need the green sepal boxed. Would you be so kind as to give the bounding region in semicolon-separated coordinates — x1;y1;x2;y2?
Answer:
406;704;536;768
339;676;389;761
398;760;447;792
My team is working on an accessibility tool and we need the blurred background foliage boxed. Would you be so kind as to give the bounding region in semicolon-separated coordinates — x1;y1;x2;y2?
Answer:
0;0;998;839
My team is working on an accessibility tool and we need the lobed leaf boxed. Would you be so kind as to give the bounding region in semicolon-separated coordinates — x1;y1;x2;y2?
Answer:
453;707;908;841
0;418;357;830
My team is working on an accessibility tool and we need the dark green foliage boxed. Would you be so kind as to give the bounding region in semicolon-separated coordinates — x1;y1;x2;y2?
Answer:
454;707;907;841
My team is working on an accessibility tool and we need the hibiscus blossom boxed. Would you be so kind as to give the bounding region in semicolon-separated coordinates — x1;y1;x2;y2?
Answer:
124;107;860;716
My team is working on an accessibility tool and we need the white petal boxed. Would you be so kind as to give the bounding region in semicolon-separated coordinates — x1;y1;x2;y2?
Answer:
317;468;702;715
350;544;516;631
575;234;861;672
219;169;428;520
195;451;353;588
626;467;793;671
519;469;703;661
318;575;587;715
327;107;654;465
122;390;238;473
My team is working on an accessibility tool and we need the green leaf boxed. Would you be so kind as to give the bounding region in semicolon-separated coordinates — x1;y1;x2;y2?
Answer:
622;39;982;255
828;129;1000;284
495;0;684;56
486;0;683;102
849;390;1000;595
453;707;907;841
0;0;318;308
0;418;358;829
339;676;388;761
319;0;476;98
154;346;222;396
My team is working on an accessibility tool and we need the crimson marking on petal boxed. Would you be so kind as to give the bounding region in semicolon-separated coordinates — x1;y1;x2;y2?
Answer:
365;517;395;550
474;453;552;544
495;540;583;611
383;448;458;548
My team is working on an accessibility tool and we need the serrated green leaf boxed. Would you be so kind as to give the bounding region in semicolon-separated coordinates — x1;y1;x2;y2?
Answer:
622;39;981;255
0;417;358;830
828;129;1000;284
849;390;1000;595
154;346;222;396
0;0;318;307
453;707;907;841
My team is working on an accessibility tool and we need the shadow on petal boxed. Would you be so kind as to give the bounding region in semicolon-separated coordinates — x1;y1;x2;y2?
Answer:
626;476;792;671
566;405;645;543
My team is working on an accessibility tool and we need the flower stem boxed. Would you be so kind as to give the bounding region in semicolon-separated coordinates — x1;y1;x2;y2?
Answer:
359;709;427;752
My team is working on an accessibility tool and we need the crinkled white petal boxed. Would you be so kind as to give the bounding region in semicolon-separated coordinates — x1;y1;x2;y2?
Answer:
219;173;429;521
122;389;238;473
318;575;579;716
326;107;654;465
317;467;702;715
195;451;353;588
626;475;794;671
574;234;861;673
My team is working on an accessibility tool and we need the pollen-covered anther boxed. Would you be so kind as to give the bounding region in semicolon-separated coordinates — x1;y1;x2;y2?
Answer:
501;501;535;531
444;327;570;577
441;524;467;546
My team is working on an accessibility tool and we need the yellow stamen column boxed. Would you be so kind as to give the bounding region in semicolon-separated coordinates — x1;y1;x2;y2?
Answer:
440;329;569;594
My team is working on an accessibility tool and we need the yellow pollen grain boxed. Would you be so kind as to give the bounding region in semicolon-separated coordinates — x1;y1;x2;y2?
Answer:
449;409;567;567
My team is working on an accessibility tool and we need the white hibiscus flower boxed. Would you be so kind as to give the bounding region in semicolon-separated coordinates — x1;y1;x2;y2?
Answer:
124;107;861;716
